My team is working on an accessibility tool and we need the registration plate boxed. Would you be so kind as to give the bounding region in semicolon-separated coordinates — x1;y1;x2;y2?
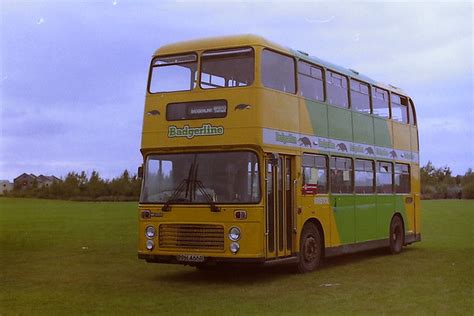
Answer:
176;254;205;263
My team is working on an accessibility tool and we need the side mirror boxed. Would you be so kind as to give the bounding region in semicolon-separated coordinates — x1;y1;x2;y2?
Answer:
137;165;143;179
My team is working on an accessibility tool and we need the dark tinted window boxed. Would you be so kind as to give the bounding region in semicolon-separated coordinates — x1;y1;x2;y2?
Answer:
326;71;349;108
377;161;393;193
330;157;353;193
166;100;227;121
350;79;370;114
395;163;410;193
391;94;408;123
372;87;390;118
302;154;328;193
298;61;324;102
261;49;296;93
355;159;375;193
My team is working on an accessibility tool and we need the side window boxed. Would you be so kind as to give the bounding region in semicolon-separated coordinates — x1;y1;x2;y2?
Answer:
330;157;353;193
350;79;370;114
302;154;328;193
261;49;296;94
298;61;324;102
355;159;375;193
391;94;408;123
372;87;390;118
326;70;349;108
395;163;411;193
409;99;417;126
377;161;393;193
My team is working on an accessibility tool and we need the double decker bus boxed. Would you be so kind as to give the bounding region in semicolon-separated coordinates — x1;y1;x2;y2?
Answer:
138;35;421;272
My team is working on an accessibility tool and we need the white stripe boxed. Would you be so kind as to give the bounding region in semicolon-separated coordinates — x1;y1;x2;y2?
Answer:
263;128;419;163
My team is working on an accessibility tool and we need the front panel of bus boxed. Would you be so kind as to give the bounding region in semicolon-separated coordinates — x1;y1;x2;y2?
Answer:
138;45;272;264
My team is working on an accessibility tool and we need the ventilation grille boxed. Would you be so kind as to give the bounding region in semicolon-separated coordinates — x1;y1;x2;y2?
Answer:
159;224;224;251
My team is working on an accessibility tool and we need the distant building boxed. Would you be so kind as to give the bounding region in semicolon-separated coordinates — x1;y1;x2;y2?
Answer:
13;173;60;189
0;180;13;195
37;175;61;188
14;173;37;189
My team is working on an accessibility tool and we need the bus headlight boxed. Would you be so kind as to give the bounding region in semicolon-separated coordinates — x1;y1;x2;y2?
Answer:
146;240;154;251
230;242;240;254
228;226;241;241
145;225;156;239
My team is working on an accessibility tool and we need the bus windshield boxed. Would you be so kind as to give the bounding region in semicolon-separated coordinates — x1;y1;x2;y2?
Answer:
200;47;254;89
149;54;197;93
141;151;260;204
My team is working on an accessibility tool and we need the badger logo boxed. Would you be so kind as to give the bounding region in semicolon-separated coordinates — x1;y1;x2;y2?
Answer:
365;147;375;155
336;143;348;152
298;137;312;147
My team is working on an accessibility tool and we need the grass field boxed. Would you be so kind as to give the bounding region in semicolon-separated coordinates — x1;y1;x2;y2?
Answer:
0;198;473;315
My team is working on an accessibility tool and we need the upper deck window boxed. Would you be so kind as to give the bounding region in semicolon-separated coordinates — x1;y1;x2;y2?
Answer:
200;47;254;89
391;94;408;124
326;70;349;108
261;49;296;94
350;79;370;114
372;86;390;118
298;61;324;102
149;54;197;93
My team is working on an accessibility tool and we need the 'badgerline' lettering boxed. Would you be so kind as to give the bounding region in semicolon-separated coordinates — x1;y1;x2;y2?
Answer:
168;124;224;139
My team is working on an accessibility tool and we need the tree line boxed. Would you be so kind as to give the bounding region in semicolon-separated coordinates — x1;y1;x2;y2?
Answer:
6;170;141;201
3;162;474;201
421;162;474;199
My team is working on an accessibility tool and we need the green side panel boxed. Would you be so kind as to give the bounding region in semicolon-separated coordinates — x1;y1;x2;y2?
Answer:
305;100;328;137
354;195;377;242
376;195;395;238
352;112;375;145
328;106;353;141
331;195;355;244
394;195;408;228
373;117;392;147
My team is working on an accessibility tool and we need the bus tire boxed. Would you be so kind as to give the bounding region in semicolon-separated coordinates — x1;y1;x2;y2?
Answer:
389;215;404;254
297;222;322;273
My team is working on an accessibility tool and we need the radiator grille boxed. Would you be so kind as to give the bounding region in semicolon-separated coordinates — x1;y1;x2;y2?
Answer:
159;224;224;251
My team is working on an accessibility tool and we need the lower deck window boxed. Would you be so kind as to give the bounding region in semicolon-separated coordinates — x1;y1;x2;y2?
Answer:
330;157;353;193
355;159;375;193
302;154;328;193
377;161;393;193
395;163;411;193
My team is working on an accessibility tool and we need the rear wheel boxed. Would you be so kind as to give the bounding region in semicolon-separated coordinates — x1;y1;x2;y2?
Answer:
296;223;322;273
389;215;404;254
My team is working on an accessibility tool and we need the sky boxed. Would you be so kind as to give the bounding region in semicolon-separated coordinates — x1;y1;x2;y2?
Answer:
1;0;473;180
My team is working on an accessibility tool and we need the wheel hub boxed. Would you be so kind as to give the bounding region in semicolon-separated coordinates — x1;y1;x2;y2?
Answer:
304;236;317;262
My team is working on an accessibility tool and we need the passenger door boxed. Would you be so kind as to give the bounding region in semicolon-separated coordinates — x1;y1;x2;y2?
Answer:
266;155;294;258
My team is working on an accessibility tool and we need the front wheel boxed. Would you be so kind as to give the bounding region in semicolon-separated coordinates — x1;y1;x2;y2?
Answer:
389;215;404;254
296;223;322;273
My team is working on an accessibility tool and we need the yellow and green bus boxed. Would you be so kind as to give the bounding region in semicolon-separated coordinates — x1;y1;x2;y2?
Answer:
138;35;421;272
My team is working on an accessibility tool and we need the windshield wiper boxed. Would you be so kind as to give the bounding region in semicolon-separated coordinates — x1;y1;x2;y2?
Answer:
162;159;220;212
192;163;220;212
162;162;195;212
161;178;189;212
194;180;220;212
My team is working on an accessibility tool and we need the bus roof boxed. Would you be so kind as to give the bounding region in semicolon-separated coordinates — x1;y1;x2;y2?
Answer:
154;34;408;97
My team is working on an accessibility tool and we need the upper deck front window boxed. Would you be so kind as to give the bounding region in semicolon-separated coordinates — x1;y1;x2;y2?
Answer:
149;54;197;93
200;47;254;89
